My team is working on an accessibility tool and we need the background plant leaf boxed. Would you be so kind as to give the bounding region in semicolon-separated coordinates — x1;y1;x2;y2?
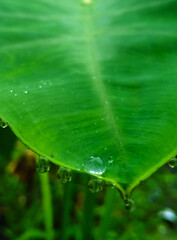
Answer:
0;0;177;197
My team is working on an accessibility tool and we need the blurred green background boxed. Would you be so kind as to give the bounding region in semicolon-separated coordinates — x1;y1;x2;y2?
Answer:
0;126;177;240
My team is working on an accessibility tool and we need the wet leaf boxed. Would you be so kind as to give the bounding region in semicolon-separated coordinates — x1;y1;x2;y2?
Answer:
0;0;177;197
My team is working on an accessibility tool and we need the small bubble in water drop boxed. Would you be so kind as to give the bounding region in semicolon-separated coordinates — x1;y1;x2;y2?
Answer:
57;167;72;183
124;198;135;212
108;156;114;164
88;178;104;193
168;156;177;168
36;157;50;173
0;119;8;129
84;156;106;175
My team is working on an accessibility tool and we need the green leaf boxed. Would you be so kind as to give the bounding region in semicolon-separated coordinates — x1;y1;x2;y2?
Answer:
0;0;177;197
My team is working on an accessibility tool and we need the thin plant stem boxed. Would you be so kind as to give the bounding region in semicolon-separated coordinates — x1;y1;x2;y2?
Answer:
98;188;116;240
82;176;95;240
39;173;54;240
61;180;75;240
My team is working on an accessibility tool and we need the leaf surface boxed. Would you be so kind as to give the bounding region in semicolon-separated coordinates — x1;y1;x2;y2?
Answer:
0;0;177;196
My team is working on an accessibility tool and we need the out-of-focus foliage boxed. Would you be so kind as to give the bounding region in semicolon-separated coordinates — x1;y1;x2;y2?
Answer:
0;127;177;240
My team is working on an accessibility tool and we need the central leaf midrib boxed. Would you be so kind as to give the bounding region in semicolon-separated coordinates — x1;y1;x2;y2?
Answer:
83;3;127;163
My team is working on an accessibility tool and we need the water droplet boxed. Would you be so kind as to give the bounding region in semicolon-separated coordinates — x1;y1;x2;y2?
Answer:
124;198;135;212
88;178;104;193
24;90;28;94
84;156;106;175
14;94;17;97
10;90;13;93
36;157;50;173
0;119;8;128
39;85;42;89
105;181;115;189
168;156;177;168
57;167;72;183
158;208;177;223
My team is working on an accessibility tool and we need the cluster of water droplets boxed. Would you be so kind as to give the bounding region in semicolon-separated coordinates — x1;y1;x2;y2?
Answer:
36;157;51;173
35;156;72;184
9;89;29;97
57;167;72;184
168;155;177;168
0;119;8;129
124;197;135;212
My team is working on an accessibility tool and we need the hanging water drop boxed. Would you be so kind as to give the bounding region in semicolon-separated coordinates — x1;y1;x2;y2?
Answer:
168;156;177;168
57;167;72;183
0;119;8;128
36;157;50;173
105;181;115;189
124;198;135;212
88;178;104;193
84;156;106;175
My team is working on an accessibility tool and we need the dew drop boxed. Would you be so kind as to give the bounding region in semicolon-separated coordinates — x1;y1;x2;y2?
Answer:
88;178;104;193
57;167;72;184
14;94;17;97
168;156;177;168
10;90;13;93
36;157;50;173
124;198;135;212
39;85;42;89
24;90;28;94
0;119;8;129
84;156;106;175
